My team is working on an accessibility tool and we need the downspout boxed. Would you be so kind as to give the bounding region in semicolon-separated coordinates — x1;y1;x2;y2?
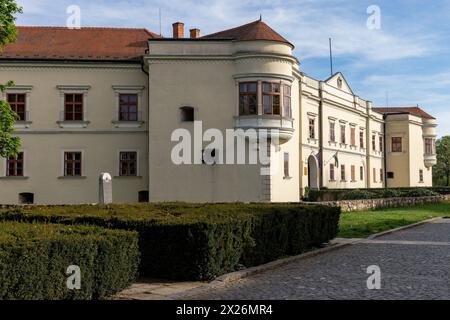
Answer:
383;114;388;188
318;81;324;189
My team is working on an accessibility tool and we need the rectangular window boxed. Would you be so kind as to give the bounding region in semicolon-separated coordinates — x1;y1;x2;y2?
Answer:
6;93;26;121
351;165;356;182
284;153;289;178
6;152;24;176
387;172;394;179
425;138;435;155
283;85;291;118
360;131;364;148
392;137;402;152
379;136;383;152
360;166;364;181
119;94;138;121
340;125;346;144
64;94;83;121
350;127;356;146
419;169;424;183
64;152;82;176
239;82;258;115
330;164;335;181
263;82;281;115
372;135;376;151
341;165;346;181
380;169;383;182
120;152;137;176
309;118;315;139
329;122;336;142
373;168;377;183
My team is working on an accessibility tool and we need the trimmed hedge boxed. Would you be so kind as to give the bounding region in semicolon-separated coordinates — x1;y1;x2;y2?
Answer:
0;203;340;280
305;187;445;202
0;222;139;300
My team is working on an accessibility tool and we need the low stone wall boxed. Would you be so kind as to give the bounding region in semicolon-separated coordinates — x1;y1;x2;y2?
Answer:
309;195;450;213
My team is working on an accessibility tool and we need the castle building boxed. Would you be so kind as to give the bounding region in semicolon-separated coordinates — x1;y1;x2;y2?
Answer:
0;20;437;204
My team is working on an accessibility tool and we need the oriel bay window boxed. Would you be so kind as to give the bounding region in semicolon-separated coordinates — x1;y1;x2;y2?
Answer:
283;84;291;118
120;152;137;176
7;93;26;121
64;94;83;121
64;152;82;176
425;138;435;155
263;82;281;115
6;152;24;177
239;82;258;115
119;94;138;121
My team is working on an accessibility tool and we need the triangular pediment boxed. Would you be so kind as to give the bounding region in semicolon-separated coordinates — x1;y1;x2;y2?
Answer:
325;72;354;95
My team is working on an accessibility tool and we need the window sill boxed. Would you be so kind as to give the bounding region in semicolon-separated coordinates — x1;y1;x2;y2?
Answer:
14;121;33;129
340;180;347;182
58;176;87;179
0;176;30;180
112;121;145;128
283;176;293;180
57;121;90;128
328;141;337;146
329;180;336;182
307;138;318;144
113;175;143;179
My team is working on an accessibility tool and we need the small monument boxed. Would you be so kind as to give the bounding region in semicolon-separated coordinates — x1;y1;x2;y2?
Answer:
99;173;113;204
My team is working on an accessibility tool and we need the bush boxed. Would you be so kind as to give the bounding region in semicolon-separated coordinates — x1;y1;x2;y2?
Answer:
0;222;139;300
0;203;340;280
338;190;377;200
306;187;446;202
379;189;403;198
403;188;439;198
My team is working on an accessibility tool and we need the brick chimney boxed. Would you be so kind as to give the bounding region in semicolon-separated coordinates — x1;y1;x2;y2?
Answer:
172;22;184;39
190;28;200;39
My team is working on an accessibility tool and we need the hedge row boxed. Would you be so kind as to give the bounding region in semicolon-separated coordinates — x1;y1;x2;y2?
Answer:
0;222;139;300
305;187;449;202
0;203;340;280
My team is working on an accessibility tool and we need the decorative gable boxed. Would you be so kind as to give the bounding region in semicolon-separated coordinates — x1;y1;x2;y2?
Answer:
325;72;354;95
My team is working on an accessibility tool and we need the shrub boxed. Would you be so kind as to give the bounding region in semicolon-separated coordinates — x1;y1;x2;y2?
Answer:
380;188;403;198
403;188;439;198
338;189;377;200
0;222;139;300
0;203;340;281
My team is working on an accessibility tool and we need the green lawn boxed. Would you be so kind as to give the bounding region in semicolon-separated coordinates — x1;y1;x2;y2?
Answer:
338;201;450;238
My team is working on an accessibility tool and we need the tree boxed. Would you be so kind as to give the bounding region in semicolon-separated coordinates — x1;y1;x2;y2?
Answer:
0;0;22;158
434;136;450;186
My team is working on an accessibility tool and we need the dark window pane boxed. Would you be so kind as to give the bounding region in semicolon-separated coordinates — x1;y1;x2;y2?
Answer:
263;83;271;93
264;95;271;114
248;83;257;92
17;94;25;103
75;94;83;102
239;83;247;93
65;94;73;102
273;96;280;115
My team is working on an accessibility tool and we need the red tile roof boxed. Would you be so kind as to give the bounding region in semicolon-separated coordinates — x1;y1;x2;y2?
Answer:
0;26;160;62
373;107;435;119
201;20;293;47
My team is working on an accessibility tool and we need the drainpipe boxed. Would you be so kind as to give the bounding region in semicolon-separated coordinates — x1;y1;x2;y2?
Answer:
318;81;324;189
383;114;388;188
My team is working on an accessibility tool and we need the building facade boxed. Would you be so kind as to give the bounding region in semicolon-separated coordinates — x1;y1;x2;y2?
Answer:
0;21;438;204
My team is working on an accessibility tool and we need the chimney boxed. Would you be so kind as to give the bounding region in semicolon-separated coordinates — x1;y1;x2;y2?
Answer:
172;22;184;39
190;28;200;39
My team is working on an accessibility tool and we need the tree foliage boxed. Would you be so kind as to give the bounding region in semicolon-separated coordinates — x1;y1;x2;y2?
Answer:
0;0;22;157
434;136;450;186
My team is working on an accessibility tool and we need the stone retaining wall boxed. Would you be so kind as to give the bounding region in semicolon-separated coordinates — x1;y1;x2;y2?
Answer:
308;195;450;213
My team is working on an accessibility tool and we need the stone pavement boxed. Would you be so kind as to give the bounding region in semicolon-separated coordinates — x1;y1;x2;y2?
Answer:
115;278;207;300
182;219;450;300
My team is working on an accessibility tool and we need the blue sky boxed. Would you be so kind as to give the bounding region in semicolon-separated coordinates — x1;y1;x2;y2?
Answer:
15;0;450;137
